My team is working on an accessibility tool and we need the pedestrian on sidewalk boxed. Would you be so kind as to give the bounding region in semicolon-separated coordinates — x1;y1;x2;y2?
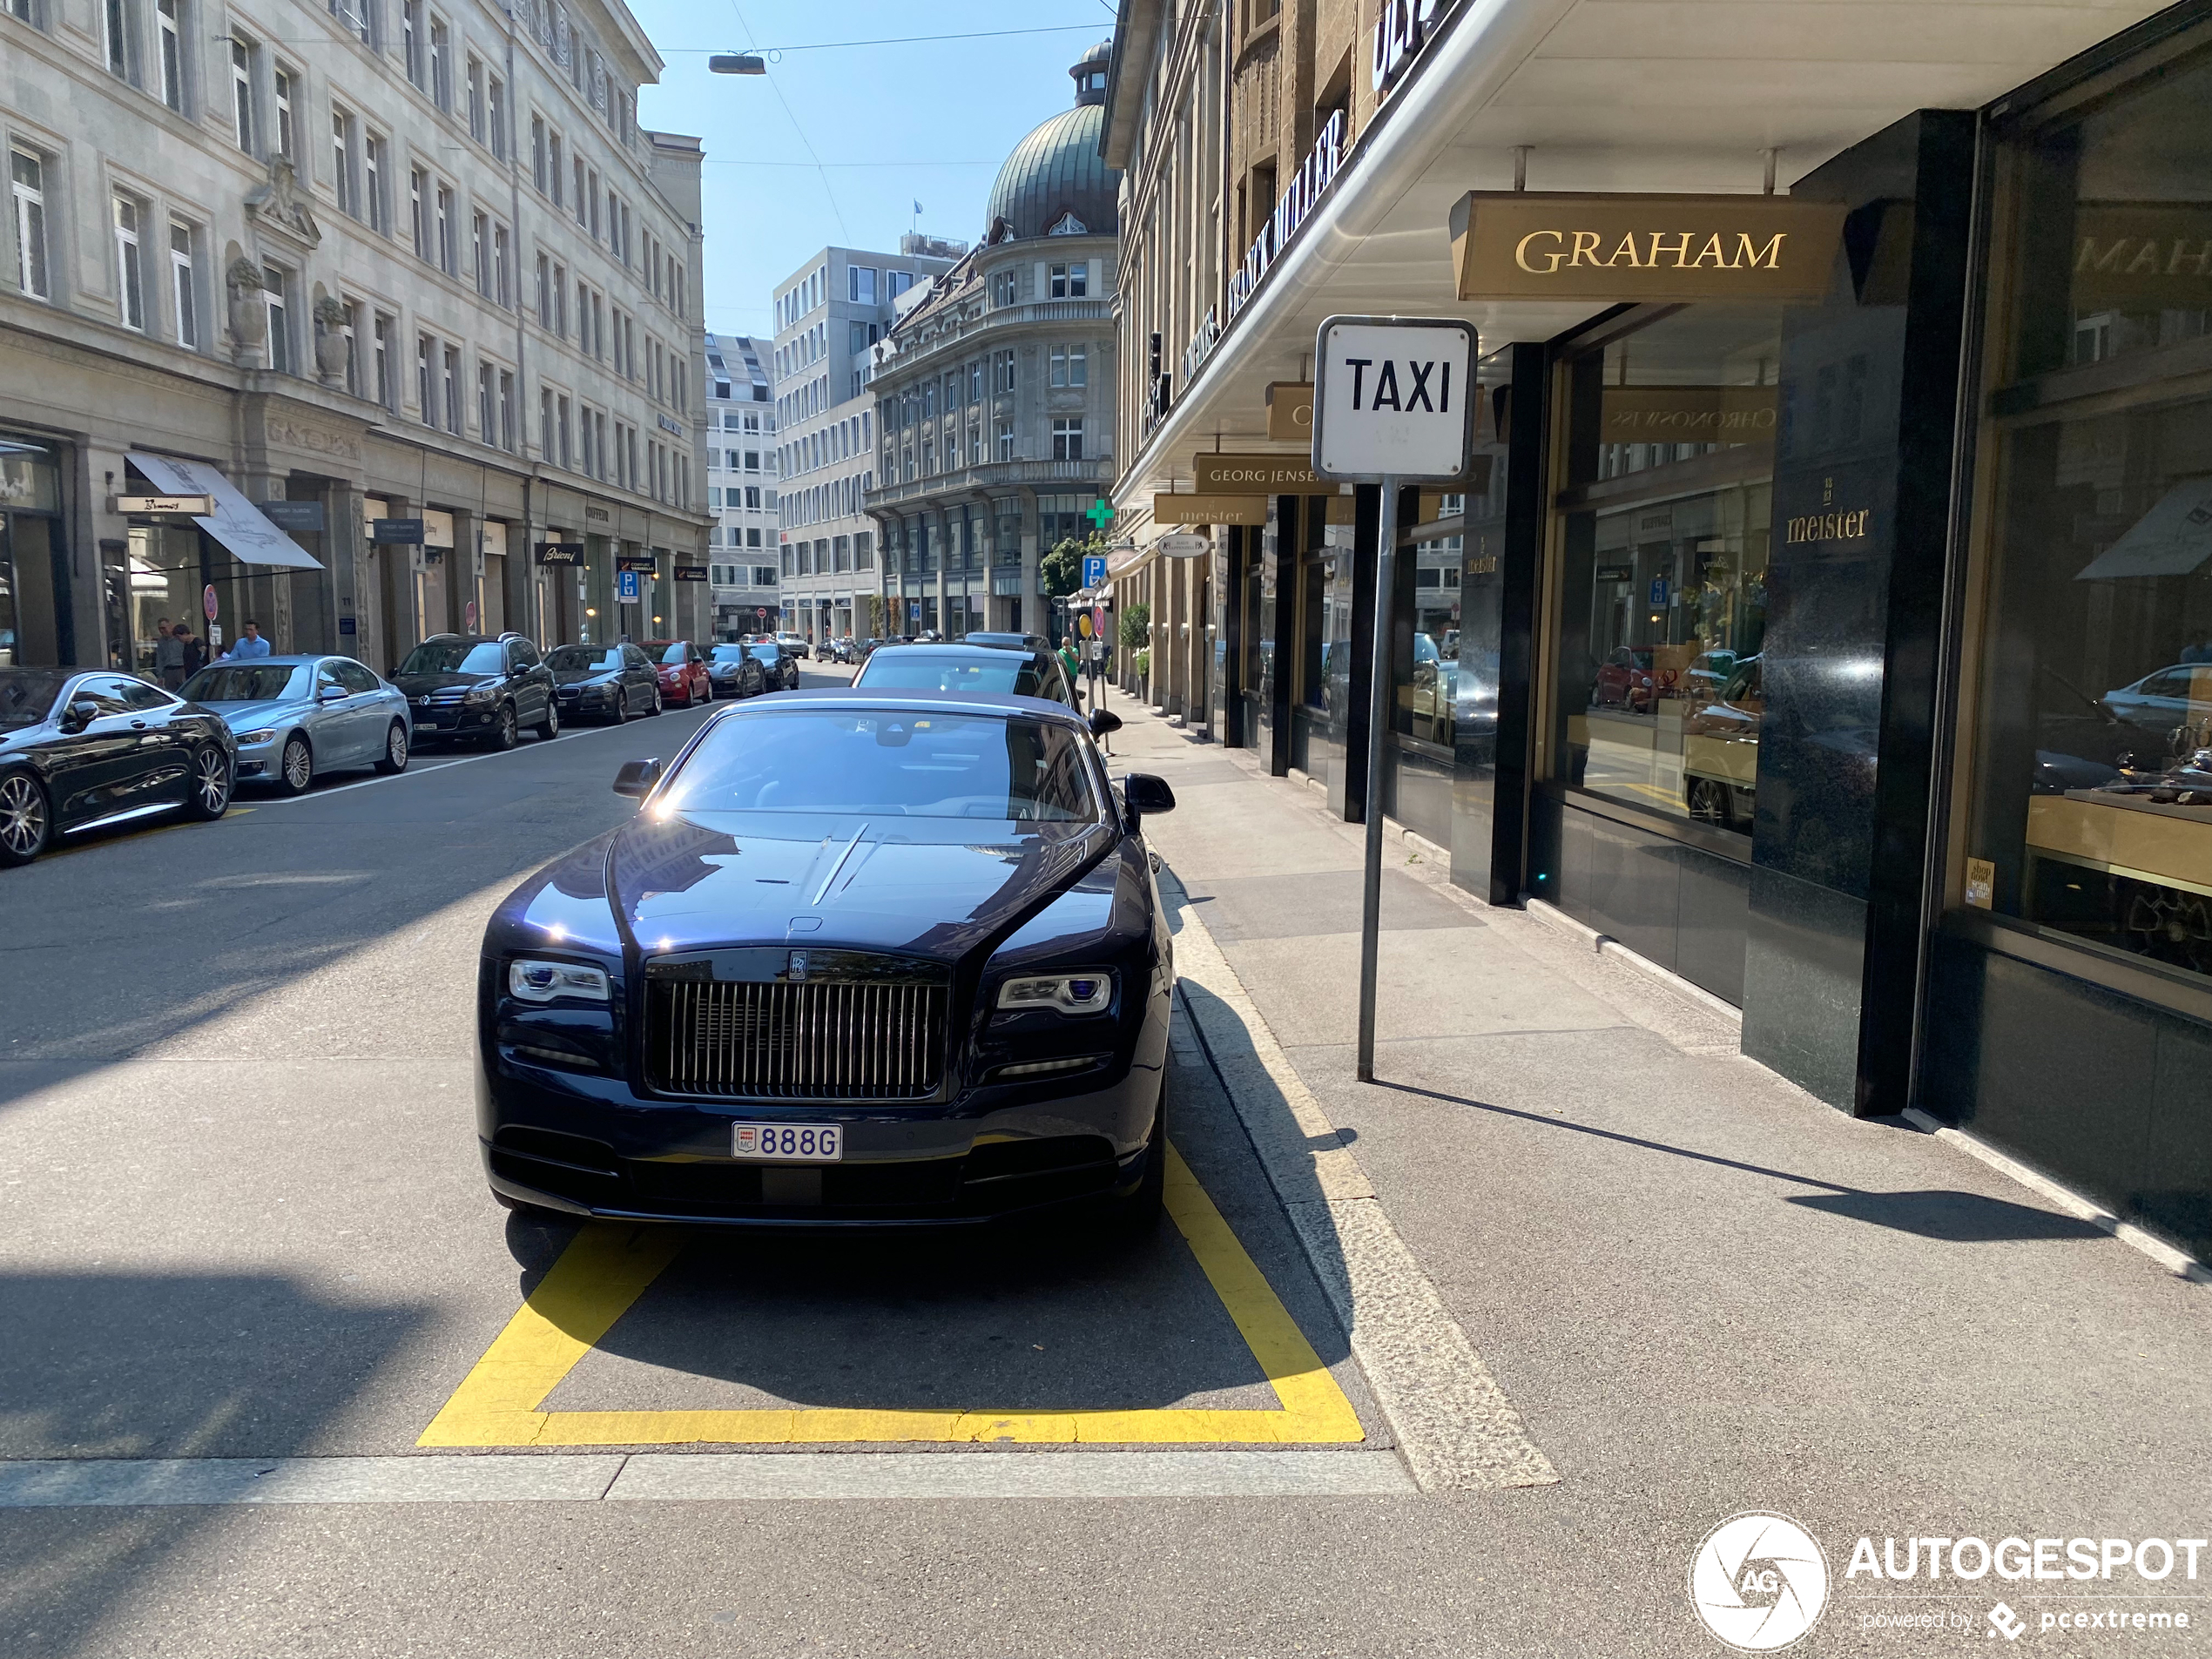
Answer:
153;619;185;689
224;619;271;660
175;627;206;679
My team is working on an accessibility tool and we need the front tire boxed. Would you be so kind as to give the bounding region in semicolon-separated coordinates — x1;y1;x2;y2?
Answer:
611;687;631;725
1113;1085;1167;1235
488;704;519;751
278;733;314;795
376;722;409;773
0;771;51;867
184;744;233;821
536;700;560;742
650;687;664;716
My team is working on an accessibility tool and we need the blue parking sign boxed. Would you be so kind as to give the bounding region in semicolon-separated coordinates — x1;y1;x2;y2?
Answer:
617;570;640;602
1082;554;1108;590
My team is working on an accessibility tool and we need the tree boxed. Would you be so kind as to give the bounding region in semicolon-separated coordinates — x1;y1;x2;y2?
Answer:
1118;602;1150;651
1041;532;1103;601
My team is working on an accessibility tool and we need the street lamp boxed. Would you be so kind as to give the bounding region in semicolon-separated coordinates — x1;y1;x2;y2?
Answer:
709;53;765;74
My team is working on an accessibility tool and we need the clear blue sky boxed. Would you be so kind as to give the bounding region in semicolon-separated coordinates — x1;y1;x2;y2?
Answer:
625;2;1116;344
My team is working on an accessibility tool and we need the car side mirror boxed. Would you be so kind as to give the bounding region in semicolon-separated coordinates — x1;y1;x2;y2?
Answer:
61;699;99;732
319;685;347;703
613;758;663;799
1089;708;1123;738
1121;772;1176;826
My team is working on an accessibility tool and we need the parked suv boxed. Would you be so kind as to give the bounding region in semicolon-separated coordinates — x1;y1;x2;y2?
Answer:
392;633;559;748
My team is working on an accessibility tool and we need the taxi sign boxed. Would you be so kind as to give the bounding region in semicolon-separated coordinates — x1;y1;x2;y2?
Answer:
1312;315;1478;483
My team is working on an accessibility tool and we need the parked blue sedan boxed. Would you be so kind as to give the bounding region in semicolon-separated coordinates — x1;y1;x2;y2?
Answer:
179;656;414;794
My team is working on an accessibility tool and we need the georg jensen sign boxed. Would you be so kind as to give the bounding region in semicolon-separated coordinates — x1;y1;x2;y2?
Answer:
1449;192;1847;303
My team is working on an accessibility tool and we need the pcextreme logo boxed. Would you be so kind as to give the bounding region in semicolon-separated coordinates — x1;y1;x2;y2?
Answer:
1689;1513;1831;1651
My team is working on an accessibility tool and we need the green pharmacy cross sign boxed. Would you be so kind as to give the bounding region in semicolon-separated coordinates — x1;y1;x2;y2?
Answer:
1085;499;1115;531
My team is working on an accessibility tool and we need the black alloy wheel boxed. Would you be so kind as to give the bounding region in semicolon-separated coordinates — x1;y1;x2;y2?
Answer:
0;771;51;867
184;745;233;821
1689;779;1729;825
536;699;560;742
612;687;631;725
278;734;314;795
650;687;663;716
377;722;409;773
489;705;519;751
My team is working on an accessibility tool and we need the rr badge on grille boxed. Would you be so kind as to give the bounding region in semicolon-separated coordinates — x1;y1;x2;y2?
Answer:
787;951;808;981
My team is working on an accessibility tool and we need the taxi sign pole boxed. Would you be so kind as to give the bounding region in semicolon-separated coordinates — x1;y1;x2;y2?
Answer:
1310;315;1479;1084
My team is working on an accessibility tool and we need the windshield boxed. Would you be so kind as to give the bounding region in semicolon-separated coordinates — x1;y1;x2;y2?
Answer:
663;709;1100;822
0;670;69;730
856;653;1046;697
547;645;623;672
398;640;504;676
710;645;749;663
652;643;687;664
180;664;308;703
746;644;782;664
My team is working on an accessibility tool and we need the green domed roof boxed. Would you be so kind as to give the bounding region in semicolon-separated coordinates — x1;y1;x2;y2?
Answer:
983;51;1121;243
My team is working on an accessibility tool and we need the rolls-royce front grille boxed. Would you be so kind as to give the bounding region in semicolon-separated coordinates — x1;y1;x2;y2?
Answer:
647;978;948;1099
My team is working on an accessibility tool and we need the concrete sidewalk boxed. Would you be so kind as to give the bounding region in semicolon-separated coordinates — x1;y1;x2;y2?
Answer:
1100;679;2212;1604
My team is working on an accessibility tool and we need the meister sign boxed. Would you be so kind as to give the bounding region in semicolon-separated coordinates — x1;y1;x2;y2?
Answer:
1449;192;1849;303
1154;494;1269;527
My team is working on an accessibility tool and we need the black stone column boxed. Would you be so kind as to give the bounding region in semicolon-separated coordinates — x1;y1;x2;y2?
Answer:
1740;109;1976;1114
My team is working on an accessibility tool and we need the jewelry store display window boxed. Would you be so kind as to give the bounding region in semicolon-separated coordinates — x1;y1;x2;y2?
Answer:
1550;307;1782;845
1961;44;2212;989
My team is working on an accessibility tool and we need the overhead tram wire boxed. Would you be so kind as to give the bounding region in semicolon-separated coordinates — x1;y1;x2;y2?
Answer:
722;0;847;240
666;24;1106;55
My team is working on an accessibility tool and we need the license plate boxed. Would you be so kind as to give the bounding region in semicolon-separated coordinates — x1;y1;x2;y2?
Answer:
732;1123;843;1162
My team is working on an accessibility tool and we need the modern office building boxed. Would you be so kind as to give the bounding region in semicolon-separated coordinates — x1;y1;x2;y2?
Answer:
702;332;778;636
768;239;955;644
861;45;1120;642
1103;0;2212;1260
1;0;708;674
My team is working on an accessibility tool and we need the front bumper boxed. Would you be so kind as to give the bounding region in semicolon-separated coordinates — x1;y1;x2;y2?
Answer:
412;699;501;735
476;1049;1163;1228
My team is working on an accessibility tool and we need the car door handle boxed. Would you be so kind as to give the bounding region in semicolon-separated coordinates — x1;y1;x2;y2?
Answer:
130;720;147;730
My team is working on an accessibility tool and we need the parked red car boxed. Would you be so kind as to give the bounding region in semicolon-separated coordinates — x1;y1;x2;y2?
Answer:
1594;645;1659;712
643;640;711;707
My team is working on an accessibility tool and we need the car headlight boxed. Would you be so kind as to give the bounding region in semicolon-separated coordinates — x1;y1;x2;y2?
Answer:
462;685;500;706
508;960;611;1002
237;728;277;745
997;972;1114;1015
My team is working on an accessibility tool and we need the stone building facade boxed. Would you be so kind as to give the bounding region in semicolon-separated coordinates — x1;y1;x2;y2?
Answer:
860;45;1120;642
1;0;708;674
701;332;778;637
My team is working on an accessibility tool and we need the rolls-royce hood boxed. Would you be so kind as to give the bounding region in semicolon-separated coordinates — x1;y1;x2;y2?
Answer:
608;810;1115;963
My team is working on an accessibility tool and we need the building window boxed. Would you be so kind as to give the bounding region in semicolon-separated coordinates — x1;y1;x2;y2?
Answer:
556;394;571;468
262;264;289;373
1049;261;1087;299
435;184;454;273
156;0;183;110
416;333;433;424
1049;343;1088;388
848;265;874;303
549;132;562;206
497;370;512;448
408;167;426;259
331;111;353;216
428;16;448;108
363;132;386;232
994;350;1015;394
272;64;295;158
104;0;130;79
340;298;359;394
471;210;489;295
466;54;483;140
443;343;461;431
168;218;195;345
401;0;421;84
551;262;566;334
112;195;145;330
228;37;254;152
477;361;494;438
492;223;509;307
373;310;393;406
529;114;546;192
990;269;1016;307
330;0;368;46
995;419;1014;462
489;74;506;153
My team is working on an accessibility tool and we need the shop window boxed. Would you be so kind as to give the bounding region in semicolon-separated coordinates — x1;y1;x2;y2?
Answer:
1551;307;1781;838
1961;50;2212;984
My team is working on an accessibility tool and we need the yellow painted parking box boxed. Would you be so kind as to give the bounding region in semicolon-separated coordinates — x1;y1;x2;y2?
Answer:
421;1147;1364;1447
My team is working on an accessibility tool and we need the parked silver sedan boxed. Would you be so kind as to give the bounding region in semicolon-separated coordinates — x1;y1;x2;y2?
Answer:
179;655;414;794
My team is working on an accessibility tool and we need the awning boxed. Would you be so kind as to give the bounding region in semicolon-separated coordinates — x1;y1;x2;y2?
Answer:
127;453;322;570
2076;477;2212;581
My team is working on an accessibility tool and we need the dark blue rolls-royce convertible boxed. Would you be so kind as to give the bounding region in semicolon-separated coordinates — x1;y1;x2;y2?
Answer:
475;689;1177;1228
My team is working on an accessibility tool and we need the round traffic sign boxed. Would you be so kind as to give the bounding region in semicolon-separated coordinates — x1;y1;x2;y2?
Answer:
202;583;219;622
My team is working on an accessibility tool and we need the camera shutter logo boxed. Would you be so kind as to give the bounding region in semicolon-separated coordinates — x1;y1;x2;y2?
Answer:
1689;1513;1830;1651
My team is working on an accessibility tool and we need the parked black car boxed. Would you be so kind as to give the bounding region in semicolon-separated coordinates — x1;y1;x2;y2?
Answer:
393;633;559;748
546;644;663;724
706;644;767;699
0;668;236;867
749;640;802;692
473;690;1174;1227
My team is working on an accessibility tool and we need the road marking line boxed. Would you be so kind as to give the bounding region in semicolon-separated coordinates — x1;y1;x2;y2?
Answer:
0;1450;1413;1507
1159;870;1559;1493
417;1147;1365;1449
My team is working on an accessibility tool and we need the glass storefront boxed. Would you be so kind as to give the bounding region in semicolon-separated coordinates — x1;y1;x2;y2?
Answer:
1962;44;2212;989
0;436;66;666
1553;307;1781;840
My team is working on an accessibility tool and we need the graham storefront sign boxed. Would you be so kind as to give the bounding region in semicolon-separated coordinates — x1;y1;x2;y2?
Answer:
1448;192;1849;302
1155;494;1269;527
1602;386;1779;443
1193;455;1328;492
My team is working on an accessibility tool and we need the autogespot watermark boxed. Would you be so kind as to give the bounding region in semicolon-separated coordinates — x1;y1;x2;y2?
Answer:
1690;1517;2207;1649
